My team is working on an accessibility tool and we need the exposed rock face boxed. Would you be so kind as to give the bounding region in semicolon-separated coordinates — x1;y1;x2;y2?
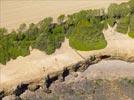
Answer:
2;77;134;100
11;83;28;96
28;84;39;92
0;89;5;99
1;56;134;100
19;79;134;100
2;95;21;100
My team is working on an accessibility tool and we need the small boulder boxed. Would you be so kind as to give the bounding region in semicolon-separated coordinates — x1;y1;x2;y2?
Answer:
28;84;39;92
2;95;21;100
58;74;64;82
0;89;5;99
43;88;51;94
12;83;28;96
73;72;78;77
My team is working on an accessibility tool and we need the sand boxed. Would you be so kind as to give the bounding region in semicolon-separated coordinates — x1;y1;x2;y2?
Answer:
1;0;128;31
1;0;134;90
1;26;134;89
0;39;83;89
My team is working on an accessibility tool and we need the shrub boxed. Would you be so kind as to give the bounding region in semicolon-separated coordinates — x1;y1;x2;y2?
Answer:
116;16;130;34
1;0;134;64
129;0;134;14
24;23;39;41
128;15;134;38
57;14;65;24
90;56;96;61
108;3;120;18
38;17;53;33
118;2;130;17
0;27;7;35
17;23;27;33
0;29;31;64
106;18;116;27
108;3;130;18
34;25;65;54
68;19;107;51
128;32;134;38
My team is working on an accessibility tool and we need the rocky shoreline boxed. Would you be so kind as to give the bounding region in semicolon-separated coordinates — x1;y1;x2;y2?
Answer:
1;54;134;100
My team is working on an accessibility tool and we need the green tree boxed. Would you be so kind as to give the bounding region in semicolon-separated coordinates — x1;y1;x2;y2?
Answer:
129;0;134;14
69;19;107;51
57;14;65;24
108;3;130;18
108;3;119;18
17;23;27;33
38;17;53;33
0;27;7;35
25;23;39;41
128;15;134;38
34;33;48;52
116;16;130;34
106;18;116;27
34;24;65;54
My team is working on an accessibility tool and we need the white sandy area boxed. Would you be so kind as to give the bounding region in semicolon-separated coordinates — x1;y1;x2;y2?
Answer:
1;0;128;31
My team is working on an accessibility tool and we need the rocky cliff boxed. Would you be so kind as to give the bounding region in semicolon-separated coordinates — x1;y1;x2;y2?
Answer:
1;55;134;100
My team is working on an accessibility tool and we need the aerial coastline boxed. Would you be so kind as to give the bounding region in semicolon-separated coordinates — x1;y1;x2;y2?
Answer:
0;0;134;99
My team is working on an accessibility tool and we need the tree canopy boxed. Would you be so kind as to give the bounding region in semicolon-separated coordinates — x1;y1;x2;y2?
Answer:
68;19;107;50
57;14;65;24
108;3;130;18
129;0;134;14
0;0;134;64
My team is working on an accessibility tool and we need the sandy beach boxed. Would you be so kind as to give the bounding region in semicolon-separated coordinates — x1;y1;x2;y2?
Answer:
1;0;134;90
1;0;128;31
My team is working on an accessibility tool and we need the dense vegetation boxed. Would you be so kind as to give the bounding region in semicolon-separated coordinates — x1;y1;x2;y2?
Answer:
67;13;107;50
114;0;134;37
0;17;65;64
0;0;134;64
107;0;134;38
128;15;134;38
116;16;130;34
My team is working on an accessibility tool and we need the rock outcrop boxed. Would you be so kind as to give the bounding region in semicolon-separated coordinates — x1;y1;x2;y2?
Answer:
1;55;134;100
